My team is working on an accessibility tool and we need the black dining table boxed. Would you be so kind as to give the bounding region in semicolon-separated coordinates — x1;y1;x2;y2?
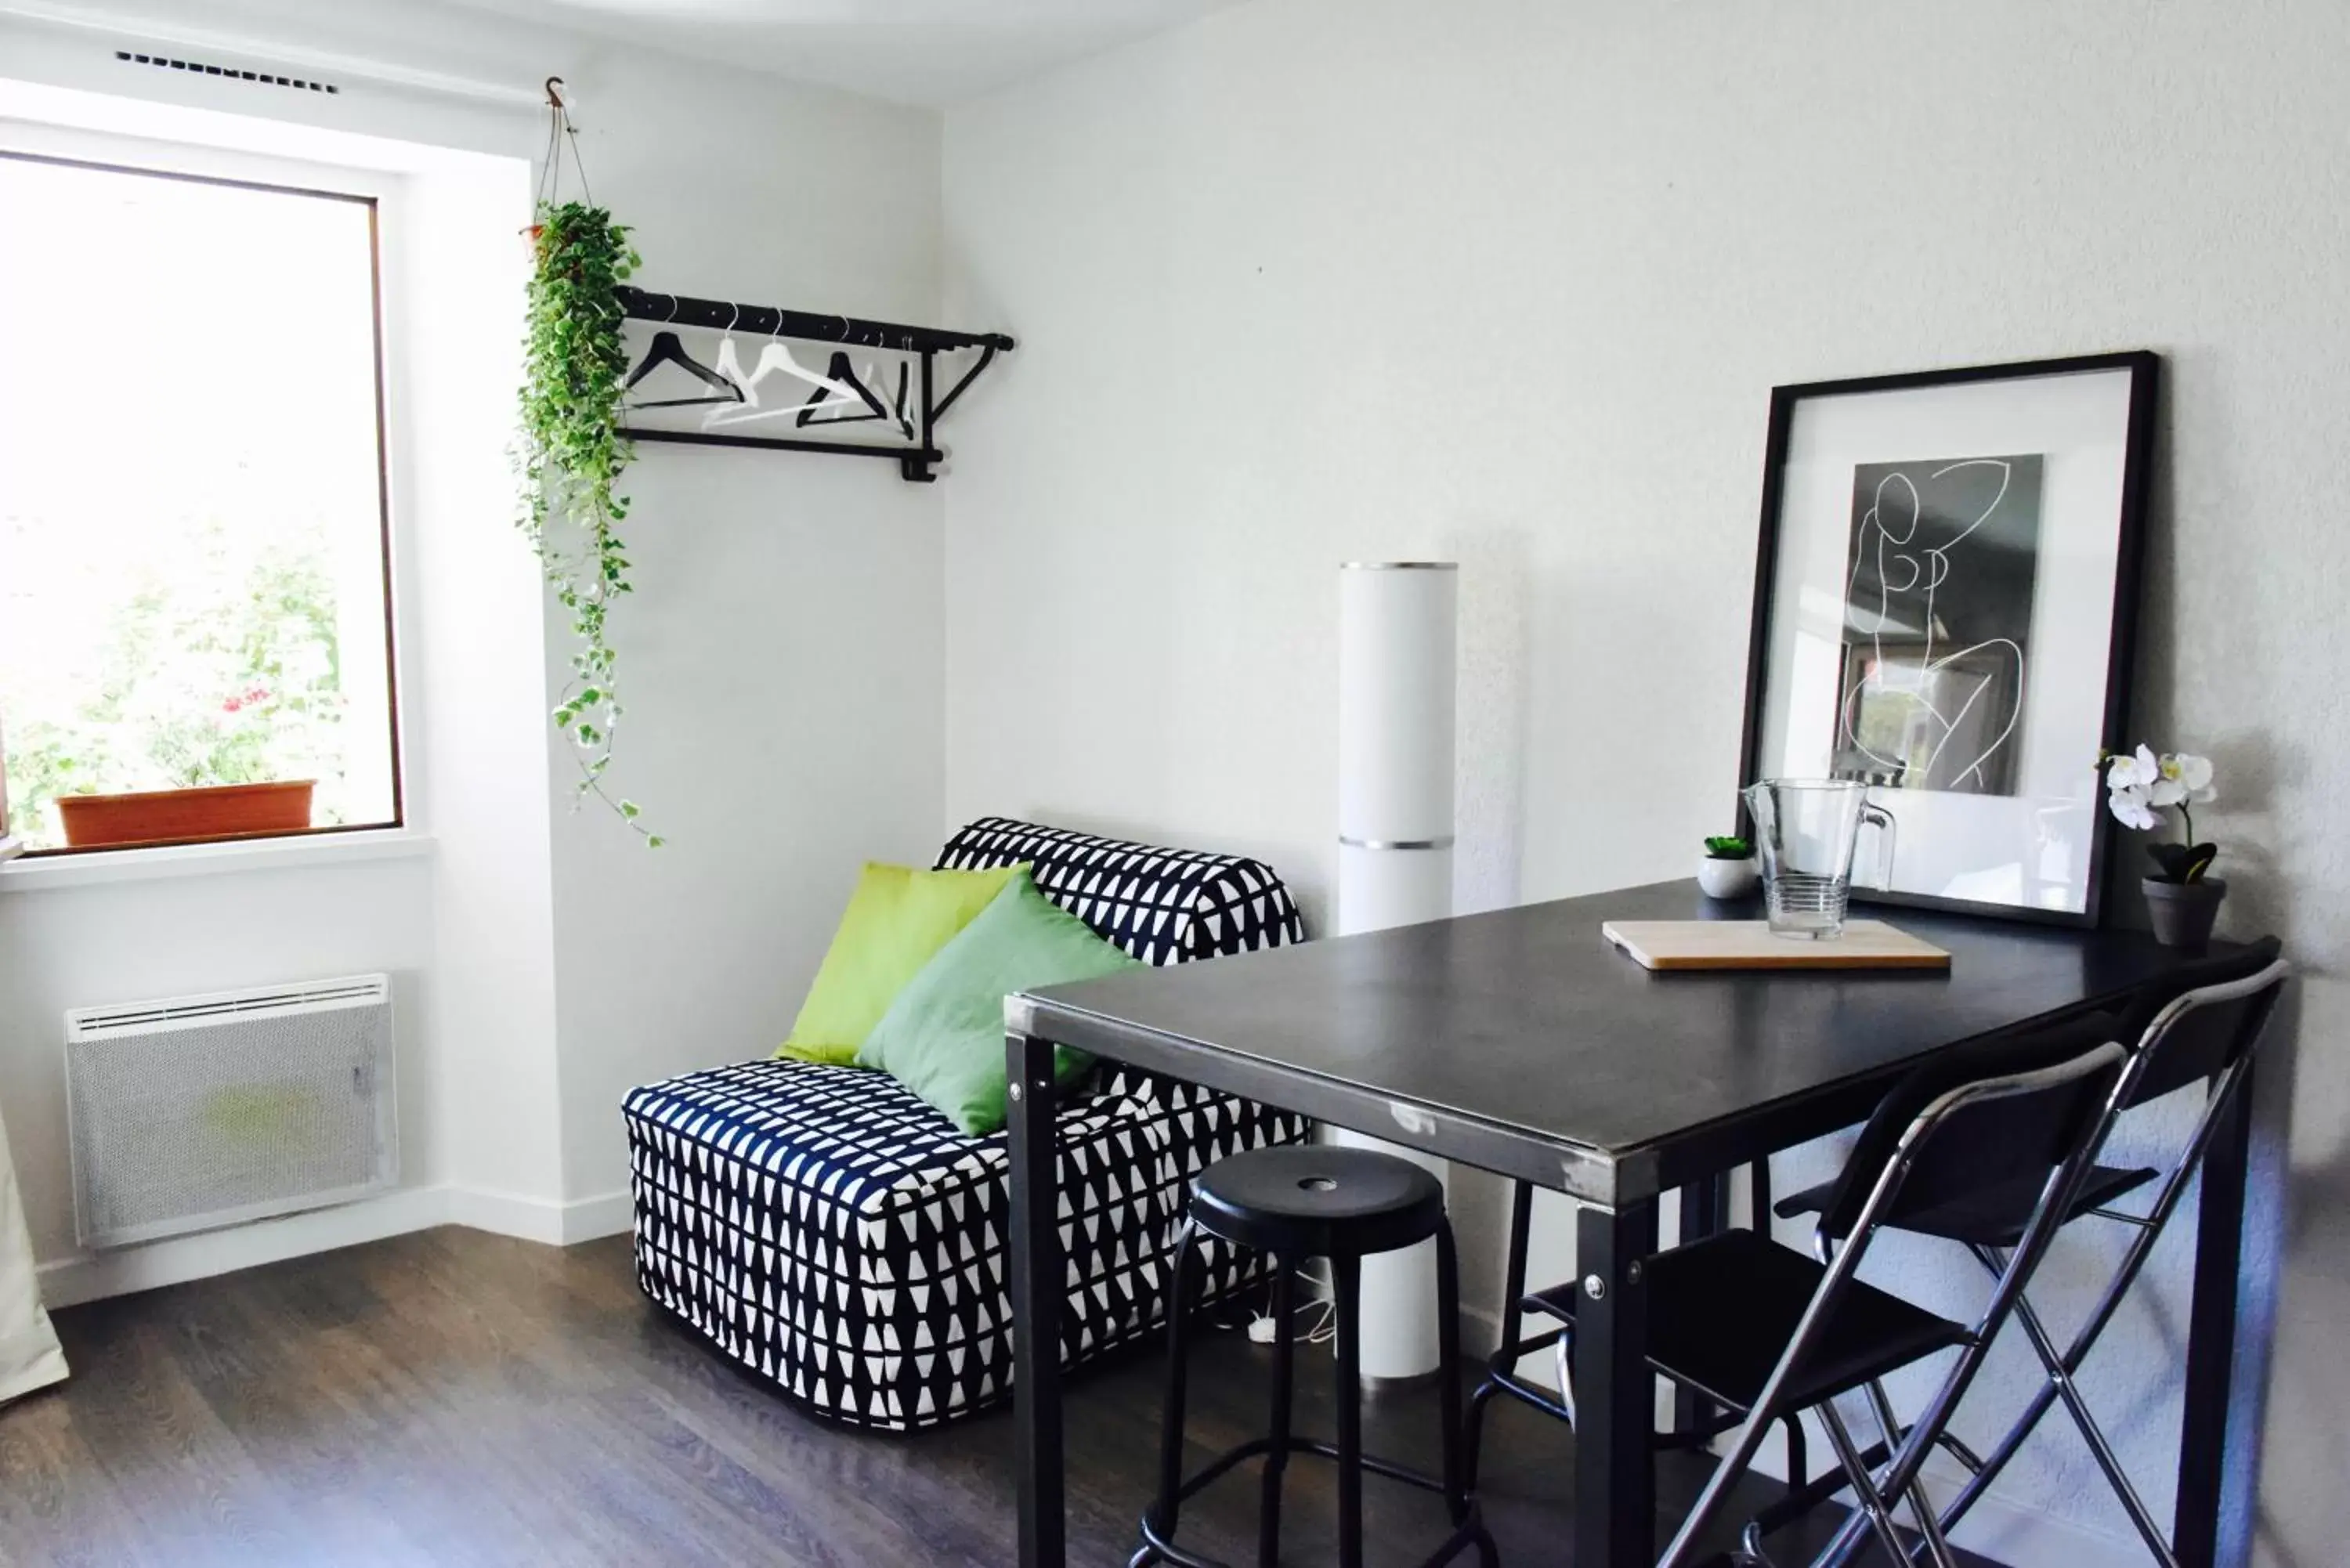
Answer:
1003;878;2260;1568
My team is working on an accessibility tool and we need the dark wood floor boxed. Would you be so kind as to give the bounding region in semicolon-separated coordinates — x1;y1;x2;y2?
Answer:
0;1227;1954;1566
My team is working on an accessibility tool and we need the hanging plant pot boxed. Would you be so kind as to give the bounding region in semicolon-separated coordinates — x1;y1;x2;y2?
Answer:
518;196;660;847
2143;876;2226;952
515;82;660;845
57;781;316;849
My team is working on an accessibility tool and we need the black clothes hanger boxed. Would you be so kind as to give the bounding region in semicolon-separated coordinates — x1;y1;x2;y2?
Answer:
625;330;744;409
881;360;913;439
795;351;896;430
799;354;916;440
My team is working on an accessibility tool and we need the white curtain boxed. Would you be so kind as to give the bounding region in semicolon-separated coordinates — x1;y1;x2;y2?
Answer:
0;1103;67;1405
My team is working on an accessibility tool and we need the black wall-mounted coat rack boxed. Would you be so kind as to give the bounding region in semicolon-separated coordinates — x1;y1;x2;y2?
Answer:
616;285;1014;482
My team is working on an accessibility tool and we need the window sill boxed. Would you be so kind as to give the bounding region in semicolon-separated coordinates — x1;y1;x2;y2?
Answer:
0;829;434;894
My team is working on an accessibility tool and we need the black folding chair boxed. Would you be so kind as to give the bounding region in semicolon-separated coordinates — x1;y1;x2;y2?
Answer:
1494;1012;2133;1568
1774;938;2290;1568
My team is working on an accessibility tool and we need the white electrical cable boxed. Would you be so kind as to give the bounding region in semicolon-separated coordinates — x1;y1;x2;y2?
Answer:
1244;1270;1336;1346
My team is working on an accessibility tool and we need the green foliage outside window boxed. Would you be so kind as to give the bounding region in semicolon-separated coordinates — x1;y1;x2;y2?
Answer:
5;537;348;844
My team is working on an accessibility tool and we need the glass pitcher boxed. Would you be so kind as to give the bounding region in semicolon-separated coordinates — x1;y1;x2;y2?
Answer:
1741;779;1895;939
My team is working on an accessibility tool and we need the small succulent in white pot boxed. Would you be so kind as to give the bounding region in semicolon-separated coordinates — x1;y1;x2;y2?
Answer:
1697;833;1759;900
2103;745;2223;949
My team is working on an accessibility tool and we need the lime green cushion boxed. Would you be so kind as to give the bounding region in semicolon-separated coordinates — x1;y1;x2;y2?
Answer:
778;861;1025;1065
857;869;1139;1135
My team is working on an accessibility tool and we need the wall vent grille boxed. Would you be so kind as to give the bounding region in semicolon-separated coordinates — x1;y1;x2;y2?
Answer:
66;974;396;1249
69;976;388;1041
114;49;340;94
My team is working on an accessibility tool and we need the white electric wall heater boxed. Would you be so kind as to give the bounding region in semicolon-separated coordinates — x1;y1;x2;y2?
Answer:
66;974;397;1249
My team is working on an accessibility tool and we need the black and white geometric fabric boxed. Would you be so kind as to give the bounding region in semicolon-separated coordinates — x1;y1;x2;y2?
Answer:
624;820;1311;1433
935;816;1303;966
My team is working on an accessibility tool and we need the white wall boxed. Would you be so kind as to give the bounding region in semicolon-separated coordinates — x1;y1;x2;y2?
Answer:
941;3;2349;1565
0;858;436;1261
392;134;570;1226
539;49;946;1207
0;0;947;1270
0;86;517;1292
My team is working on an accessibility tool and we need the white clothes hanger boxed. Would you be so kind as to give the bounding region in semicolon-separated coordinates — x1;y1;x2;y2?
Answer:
703;311;869;428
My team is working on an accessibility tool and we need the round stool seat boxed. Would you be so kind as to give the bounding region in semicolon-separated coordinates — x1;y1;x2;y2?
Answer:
1191;1144;1444;1259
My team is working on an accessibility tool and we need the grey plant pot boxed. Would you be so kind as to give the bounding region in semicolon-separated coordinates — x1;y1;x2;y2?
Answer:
2144;876;2226;952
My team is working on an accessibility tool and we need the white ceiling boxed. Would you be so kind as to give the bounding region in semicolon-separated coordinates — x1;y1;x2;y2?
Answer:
446;0;1238;106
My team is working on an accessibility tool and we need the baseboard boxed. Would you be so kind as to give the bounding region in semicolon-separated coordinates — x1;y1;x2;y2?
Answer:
1915;1460;2149;1568
1461;1299;1502;1357
37;1184;635;1309
37;1183;453;1309
1452;1306;2142;1568
443;1184;629;1246
555;1188;634;1243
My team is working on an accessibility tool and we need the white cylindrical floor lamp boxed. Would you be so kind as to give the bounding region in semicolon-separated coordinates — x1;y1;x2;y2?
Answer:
1332;560;1455;1382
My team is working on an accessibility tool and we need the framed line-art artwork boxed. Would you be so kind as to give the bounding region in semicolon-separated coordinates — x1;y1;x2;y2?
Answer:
1737;351;2158;927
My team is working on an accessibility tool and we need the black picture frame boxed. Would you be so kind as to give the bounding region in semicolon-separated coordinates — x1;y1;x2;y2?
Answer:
1736;350;2160;928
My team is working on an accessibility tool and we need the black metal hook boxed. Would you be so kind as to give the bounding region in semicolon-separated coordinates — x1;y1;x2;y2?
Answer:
544;76;566;111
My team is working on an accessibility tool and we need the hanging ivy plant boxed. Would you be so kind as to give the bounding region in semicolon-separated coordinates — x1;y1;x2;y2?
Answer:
515;199;661;844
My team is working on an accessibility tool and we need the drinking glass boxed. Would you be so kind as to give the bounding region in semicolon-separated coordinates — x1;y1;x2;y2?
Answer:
1741;779;1892;939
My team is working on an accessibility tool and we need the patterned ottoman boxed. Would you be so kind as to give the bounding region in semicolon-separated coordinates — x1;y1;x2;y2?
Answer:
624;818;1311;1432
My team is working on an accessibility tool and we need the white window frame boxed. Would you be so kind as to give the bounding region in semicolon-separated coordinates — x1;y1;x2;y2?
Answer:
0;125;410;862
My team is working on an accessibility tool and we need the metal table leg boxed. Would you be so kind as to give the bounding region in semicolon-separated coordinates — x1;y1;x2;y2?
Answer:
1009;1030;1065;1568
2175;1053;2254;1568
1574;1198;1658;1568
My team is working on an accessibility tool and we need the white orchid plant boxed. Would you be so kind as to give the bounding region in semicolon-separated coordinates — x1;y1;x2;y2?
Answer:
2102;745;2218;883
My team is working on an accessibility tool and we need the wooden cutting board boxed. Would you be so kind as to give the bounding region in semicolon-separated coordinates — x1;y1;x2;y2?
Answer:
1601;919;1950;972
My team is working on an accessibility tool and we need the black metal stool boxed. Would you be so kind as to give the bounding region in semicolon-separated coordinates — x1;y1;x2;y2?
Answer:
1132;1145;1497;1568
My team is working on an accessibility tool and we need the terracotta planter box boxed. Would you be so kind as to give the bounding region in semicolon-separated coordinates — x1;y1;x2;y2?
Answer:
56;781;316;850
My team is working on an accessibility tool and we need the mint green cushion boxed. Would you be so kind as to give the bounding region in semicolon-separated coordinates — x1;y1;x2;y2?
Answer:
856;869;1139;1135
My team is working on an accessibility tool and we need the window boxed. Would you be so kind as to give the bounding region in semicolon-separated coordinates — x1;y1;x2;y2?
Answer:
0;151;400;854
